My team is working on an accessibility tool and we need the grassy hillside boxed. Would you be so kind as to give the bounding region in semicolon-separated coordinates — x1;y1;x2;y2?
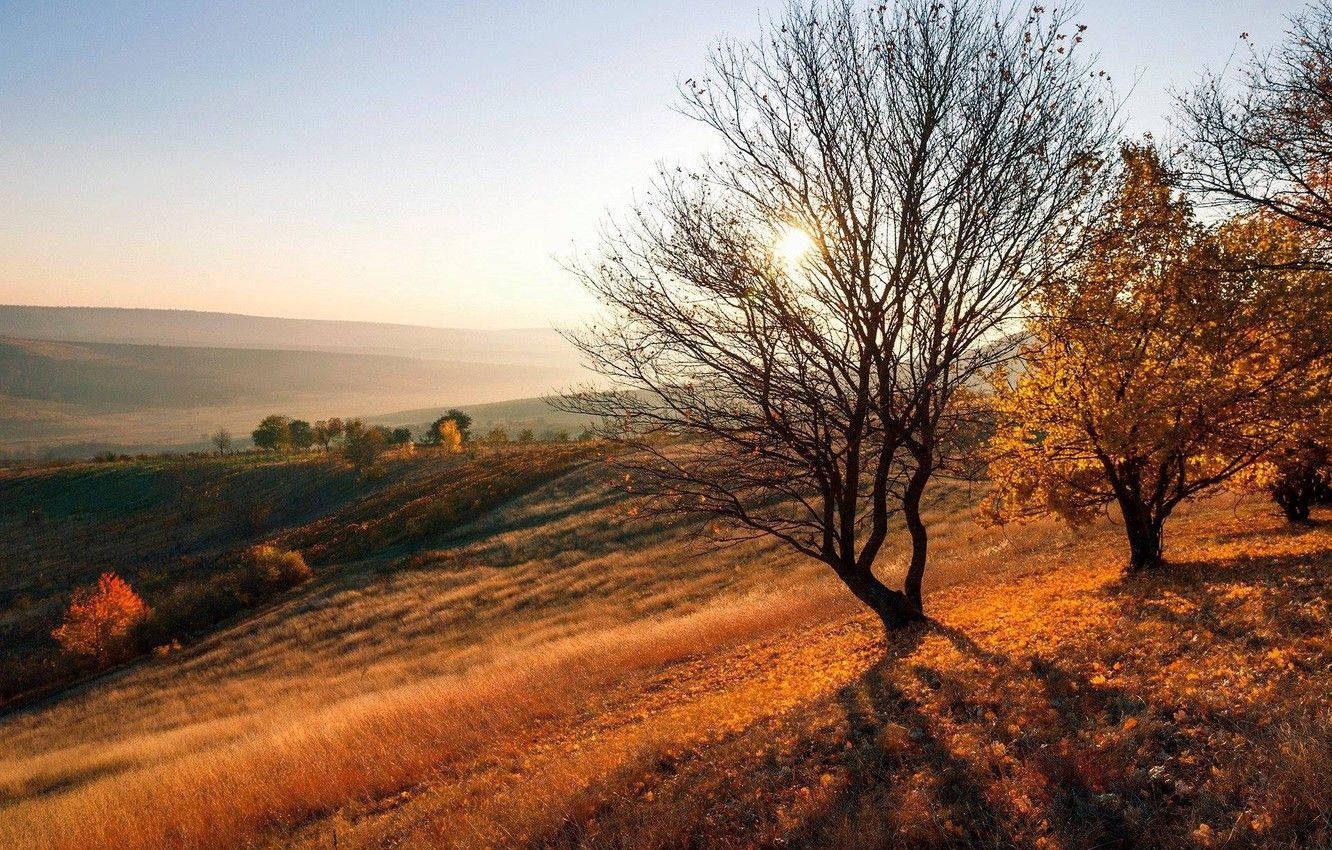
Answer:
393;505;1327;850
0;447;1326;849
0;443;597;704
0;335;585;458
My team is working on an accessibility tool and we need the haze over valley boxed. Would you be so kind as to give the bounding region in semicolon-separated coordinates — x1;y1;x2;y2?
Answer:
3;2;1330;849
0;305;589;458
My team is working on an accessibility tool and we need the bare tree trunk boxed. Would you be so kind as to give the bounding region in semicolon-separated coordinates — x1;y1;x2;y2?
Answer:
902;471;929;616
831;557;922;634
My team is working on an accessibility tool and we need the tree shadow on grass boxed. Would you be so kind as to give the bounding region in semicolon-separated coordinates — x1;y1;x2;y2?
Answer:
1099;545;1332;651
780;617;1216;850
528;539;1330;848
779;624;1003;849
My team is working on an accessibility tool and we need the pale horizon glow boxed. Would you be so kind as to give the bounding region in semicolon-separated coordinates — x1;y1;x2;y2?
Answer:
0;1;1305;330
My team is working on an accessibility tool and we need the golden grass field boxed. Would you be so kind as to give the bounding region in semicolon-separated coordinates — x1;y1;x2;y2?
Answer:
0;450;1327;849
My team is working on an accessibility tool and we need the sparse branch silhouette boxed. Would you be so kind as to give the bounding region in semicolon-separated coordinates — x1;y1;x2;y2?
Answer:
558;0;1118;632
1177;1;1332;242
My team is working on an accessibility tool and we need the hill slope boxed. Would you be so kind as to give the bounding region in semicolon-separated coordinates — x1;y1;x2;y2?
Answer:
0;305;580;366
0;451;1326;849
0;335;585;457
0;444;600;704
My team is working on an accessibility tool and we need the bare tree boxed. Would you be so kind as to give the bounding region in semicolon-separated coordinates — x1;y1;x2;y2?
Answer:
558;0;1117;632
210;428;232;455
1176;1;1332;239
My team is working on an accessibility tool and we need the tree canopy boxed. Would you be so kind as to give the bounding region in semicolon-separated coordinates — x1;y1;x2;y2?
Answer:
559;0;1118;630
251;415;292;452
984;145;1332;570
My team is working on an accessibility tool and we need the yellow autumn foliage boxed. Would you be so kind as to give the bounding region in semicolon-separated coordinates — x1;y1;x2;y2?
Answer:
984;144;1332;569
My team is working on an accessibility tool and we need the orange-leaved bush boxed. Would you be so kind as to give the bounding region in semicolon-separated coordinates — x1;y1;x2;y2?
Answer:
436;419;463;453
51;572;151;666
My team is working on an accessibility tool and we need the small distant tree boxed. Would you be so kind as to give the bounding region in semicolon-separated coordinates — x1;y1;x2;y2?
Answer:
436;419;463;453
428;409;473;444
517;428;535;443
251;415;291;452
388;426;412;446
485;427;509;444
210;428;232;455
51;572;151;667
985;147;1332;571
342;420;386;471
289;419;314;452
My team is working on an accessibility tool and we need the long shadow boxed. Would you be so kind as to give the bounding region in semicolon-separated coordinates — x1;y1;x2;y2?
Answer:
779;613;1225;849
782;625;1003;848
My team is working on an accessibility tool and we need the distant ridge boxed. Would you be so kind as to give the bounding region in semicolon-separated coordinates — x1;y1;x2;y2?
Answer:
0;306;593;458
0;305;578;367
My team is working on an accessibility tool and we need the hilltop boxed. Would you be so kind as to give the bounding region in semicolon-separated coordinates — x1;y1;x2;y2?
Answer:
0;447;1326;849
0;306;581;366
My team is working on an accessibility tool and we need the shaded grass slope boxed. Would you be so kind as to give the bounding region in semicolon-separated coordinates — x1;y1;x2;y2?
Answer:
0;443;595;705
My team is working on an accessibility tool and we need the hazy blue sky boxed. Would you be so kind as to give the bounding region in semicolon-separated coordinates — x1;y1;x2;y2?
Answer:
0;1;1307;329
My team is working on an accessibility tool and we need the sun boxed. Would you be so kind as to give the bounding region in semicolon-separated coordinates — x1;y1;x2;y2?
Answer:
773;224;814;266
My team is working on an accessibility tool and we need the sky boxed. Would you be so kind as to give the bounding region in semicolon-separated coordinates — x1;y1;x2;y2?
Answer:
0;0;1309;330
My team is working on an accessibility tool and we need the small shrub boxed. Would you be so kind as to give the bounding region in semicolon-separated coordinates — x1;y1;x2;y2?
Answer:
51;572;152;667
437;420;463;453
342;421;387;471
248;545;312;589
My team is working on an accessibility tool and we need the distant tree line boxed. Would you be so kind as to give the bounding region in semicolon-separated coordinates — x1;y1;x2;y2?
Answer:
238;408;595;475
248;415;413;454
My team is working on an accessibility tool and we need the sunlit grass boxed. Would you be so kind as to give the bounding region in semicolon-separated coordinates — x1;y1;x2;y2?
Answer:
1;460;1325;849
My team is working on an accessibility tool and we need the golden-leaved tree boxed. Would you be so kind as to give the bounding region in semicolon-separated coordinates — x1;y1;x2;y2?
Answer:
51;572;151;667
1237;387;1332;523
984;145;1332;571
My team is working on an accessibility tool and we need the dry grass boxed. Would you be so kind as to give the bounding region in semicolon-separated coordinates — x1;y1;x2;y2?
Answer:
3;458;1324;850
0;463;1012;849
0;587;847;850
464;503;1331;850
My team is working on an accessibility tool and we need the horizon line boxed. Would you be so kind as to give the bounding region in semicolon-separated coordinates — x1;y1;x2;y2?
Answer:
0;302;562;335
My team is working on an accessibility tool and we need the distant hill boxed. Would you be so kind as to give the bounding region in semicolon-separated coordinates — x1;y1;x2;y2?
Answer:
0;332;589;459
372;396;598;438
0;305;582;367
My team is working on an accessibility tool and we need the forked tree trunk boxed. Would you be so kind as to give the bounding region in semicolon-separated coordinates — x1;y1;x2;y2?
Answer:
836;564;924;634
902;474;930;616
1122;500;1164;573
